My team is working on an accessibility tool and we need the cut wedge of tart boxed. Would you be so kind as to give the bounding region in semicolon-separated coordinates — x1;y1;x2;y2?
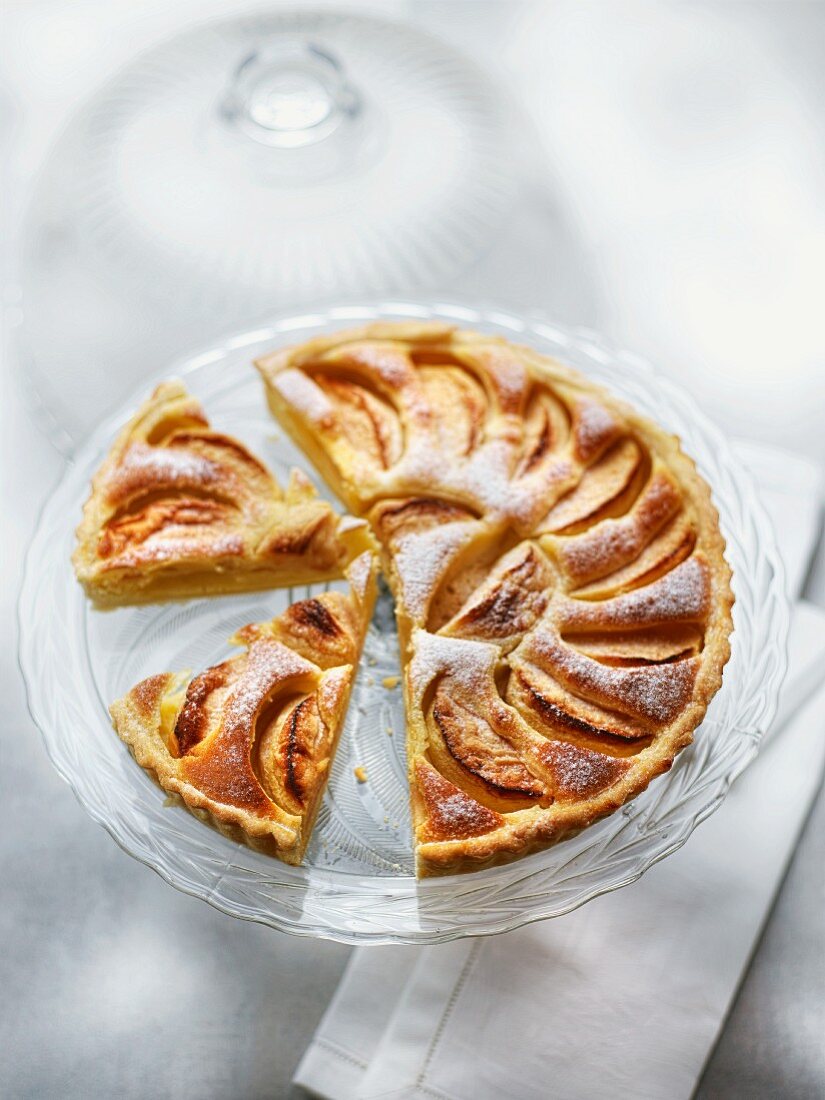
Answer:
73;380;373;607
257;322;733;876
109;552;377;864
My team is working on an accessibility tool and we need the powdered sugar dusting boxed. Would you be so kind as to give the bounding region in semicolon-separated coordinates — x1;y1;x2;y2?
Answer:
538;438;641;532
258;326;724;838
275;369;335;426
573;399;621;462
556;472;681;583
528;628;698;724
317;667;352;724
393;521;480;620
108;442;220;501
409;631;499;704
414;758;502;841
453;442;574;530
542;740;629;798
344;550;373;601
271;334;596;528
224;640;315;737
332;342;417;390
557;556;710;628
459;345;529;415
102;531;245;569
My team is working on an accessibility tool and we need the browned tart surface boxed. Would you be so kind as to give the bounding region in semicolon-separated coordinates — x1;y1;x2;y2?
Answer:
73;380;372;607
109;552;377;864
256;322;733;875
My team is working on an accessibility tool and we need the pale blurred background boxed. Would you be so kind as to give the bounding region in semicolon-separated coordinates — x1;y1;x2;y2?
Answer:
2;3;824;1098
5;0;825;458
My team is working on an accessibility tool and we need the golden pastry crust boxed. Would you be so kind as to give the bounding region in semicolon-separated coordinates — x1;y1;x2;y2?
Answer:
109;552;378;864
257;322;734;876
73;380;374;607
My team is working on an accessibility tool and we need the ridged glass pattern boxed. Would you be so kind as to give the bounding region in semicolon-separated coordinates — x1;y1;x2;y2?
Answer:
19;302;788;944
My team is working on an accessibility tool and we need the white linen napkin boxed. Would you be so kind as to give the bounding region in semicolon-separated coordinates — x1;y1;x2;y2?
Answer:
294;442;825;1100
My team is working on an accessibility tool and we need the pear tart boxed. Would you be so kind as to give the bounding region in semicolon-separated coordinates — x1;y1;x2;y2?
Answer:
257;322;733;875
110;553;377;864
74;380;373;607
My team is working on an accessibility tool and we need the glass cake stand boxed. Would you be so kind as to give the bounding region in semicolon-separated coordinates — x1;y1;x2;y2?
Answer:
18;302;788;944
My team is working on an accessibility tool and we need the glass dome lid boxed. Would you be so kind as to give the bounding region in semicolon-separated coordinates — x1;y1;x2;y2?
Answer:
20;10;520;449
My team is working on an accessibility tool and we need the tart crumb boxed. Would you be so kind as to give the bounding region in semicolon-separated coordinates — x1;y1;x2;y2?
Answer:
382;676;400;690
354;766;368;783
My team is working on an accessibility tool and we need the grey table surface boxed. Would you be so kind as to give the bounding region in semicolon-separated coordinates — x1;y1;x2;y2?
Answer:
3;2;825;1098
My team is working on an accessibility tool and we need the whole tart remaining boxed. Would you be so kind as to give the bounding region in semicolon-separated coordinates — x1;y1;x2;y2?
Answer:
110;552;377;864
73;380;373;607
256;321;734;876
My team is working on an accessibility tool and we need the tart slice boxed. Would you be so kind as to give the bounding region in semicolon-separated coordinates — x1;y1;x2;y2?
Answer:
257;323;733;876
109;552;377;864
73;380;373;607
